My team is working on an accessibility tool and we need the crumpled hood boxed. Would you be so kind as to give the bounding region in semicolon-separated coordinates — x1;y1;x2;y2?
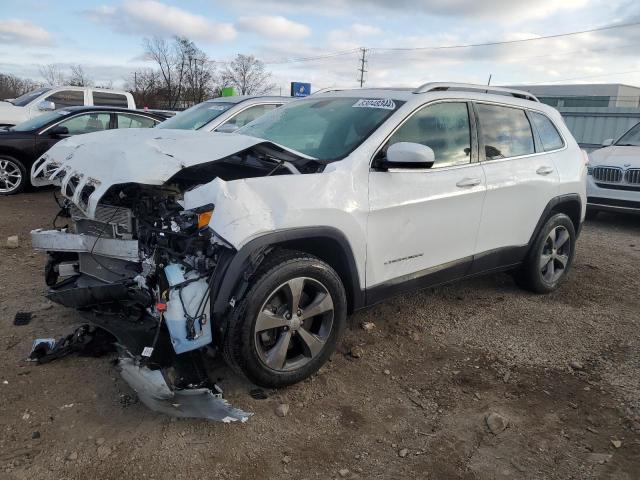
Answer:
0;101;29;126
31;128;282;218
589;145;640;168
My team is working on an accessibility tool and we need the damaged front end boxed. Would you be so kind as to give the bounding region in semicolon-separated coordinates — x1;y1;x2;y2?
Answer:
29;129;318;420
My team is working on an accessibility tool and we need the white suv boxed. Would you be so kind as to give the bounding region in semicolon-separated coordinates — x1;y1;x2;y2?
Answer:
31;83;586;390
586;121;640;218
0;86;136;126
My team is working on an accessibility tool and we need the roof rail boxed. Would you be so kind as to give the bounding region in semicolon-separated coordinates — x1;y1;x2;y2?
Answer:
413;82;540;102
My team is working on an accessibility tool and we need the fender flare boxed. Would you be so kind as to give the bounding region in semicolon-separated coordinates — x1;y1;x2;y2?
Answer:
528;193;583;246
212;226;364;315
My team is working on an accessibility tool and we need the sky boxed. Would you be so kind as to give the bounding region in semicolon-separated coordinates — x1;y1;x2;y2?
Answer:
1;0;640;93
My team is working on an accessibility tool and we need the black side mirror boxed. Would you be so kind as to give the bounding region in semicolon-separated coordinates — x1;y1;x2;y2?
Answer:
49;125;69;138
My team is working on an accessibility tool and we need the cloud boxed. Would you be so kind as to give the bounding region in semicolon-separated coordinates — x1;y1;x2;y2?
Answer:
236;15;311;40
0;19;52;46
84;0;236;43
327;23;383;50
232;0;590;22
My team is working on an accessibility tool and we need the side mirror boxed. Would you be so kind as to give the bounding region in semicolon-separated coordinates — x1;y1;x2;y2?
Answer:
49;125;69;137
215;122;239;133
37;100;55;111
602;138;614;147
377;142;435;170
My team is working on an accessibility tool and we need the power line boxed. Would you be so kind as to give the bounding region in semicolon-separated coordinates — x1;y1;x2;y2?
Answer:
368;21;640;52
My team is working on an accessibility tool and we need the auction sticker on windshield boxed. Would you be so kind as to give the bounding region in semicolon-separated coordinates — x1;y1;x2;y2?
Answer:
352;99;396;109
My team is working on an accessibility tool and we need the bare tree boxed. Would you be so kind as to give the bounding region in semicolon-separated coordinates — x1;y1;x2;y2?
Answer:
177;37;216;104
68;64;93;87
126;68;162;108
39;64;66;86
0;73;40;100
220;54;275;95
143;37;186;109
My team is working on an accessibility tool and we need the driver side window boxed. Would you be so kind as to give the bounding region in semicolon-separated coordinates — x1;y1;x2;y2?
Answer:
58;113;111;135
386;102;472;168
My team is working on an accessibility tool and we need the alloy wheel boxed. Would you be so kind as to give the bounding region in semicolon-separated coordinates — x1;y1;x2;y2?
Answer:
540;225;571;284
0;159;23;194
254;276;334;372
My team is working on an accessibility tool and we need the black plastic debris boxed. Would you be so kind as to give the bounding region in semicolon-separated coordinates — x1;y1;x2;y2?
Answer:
249;388;268;400
28;324;116;364
14;312;32;326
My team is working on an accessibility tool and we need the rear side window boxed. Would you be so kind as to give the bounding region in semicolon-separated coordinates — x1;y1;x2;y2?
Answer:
530;112;564;151
93;91;128;108
476;104;534;160
116;113;157;129
217;104;280;130
45;90;84;109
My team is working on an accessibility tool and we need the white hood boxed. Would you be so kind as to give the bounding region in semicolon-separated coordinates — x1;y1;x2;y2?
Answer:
30;128;287;218
589;145;640;169
0;101;29;126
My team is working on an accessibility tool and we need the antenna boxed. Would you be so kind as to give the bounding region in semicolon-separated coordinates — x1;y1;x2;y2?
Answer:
357;48;368;87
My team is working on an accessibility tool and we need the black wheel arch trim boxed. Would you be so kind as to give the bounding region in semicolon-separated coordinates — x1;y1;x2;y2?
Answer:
529;193;583;244
211;226;364;316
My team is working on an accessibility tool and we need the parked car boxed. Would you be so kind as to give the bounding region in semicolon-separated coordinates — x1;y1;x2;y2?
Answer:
30;83;586;397
0;86;136;127
586;121;640;218
0;106;164;194
155;95;292;132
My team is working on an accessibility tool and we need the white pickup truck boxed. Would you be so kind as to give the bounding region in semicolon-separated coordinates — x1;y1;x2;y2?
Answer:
0;86;136;126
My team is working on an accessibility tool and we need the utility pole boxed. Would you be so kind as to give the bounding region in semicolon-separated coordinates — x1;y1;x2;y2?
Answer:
357;47;367;87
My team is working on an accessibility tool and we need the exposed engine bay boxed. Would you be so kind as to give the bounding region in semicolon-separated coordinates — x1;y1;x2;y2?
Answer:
29;137;321;421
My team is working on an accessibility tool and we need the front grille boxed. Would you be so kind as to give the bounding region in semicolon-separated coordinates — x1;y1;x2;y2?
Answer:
625;169;640;185
592;166;623;183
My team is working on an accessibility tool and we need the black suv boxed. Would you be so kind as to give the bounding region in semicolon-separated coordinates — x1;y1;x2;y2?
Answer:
0;106;165;194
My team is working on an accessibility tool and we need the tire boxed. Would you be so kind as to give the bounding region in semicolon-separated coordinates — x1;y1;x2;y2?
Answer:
515;213;576;294
585;208;599;221
0;155;28;195
222;249;347;388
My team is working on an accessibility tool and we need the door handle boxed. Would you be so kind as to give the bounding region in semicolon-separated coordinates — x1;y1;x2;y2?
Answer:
536;166;554;176
456;177;482;188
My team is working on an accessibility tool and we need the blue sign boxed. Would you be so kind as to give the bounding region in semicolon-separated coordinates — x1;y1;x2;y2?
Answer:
291;82;311;97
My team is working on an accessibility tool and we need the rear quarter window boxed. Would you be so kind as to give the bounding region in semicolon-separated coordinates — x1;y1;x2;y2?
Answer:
530;111;565;151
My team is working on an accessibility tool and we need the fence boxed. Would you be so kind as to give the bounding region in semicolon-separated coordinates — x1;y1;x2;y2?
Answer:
557;107;640;151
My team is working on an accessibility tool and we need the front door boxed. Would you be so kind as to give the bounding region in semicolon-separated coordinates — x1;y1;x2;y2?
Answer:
366;101;486;299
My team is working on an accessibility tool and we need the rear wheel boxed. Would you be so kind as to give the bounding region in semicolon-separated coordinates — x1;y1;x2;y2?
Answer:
515;213;576;293
223;249;347;388
0;155;27;195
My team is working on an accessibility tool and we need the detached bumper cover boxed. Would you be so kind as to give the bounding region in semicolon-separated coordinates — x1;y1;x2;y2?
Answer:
119;357;252;422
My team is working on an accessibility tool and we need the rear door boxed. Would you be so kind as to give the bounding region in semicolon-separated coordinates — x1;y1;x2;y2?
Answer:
366;101;486;295
472;102;560;271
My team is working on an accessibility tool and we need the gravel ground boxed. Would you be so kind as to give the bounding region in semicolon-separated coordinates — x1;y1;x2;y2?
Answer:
1;190;639;480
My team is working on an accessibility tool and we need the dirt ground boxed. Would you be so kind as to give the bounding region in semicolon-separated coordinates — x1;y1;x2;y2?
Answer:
1;190;639;480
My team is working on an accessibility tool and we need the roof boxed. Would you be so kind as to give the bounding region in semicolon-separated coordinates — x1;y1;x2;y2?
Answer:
61;106;166;118
203;95;294;104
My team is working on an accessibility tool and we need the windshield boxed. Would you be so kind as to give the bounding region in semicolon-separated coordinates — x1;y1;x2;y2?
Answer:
237;97;404;161
10;110;69;132
616;122;640;146
156;101;234;130
8;87;52;107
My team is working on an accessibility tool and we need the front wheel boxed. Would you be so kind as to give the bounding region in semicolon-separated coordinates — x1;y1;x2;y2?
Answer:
223;250;347;388
515;213;576;294
0;156;27;195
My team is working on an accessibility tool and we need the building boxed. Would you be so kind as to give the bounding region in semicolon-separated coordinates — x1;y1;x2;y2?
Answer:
506;83;640;108
503;83;640;149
